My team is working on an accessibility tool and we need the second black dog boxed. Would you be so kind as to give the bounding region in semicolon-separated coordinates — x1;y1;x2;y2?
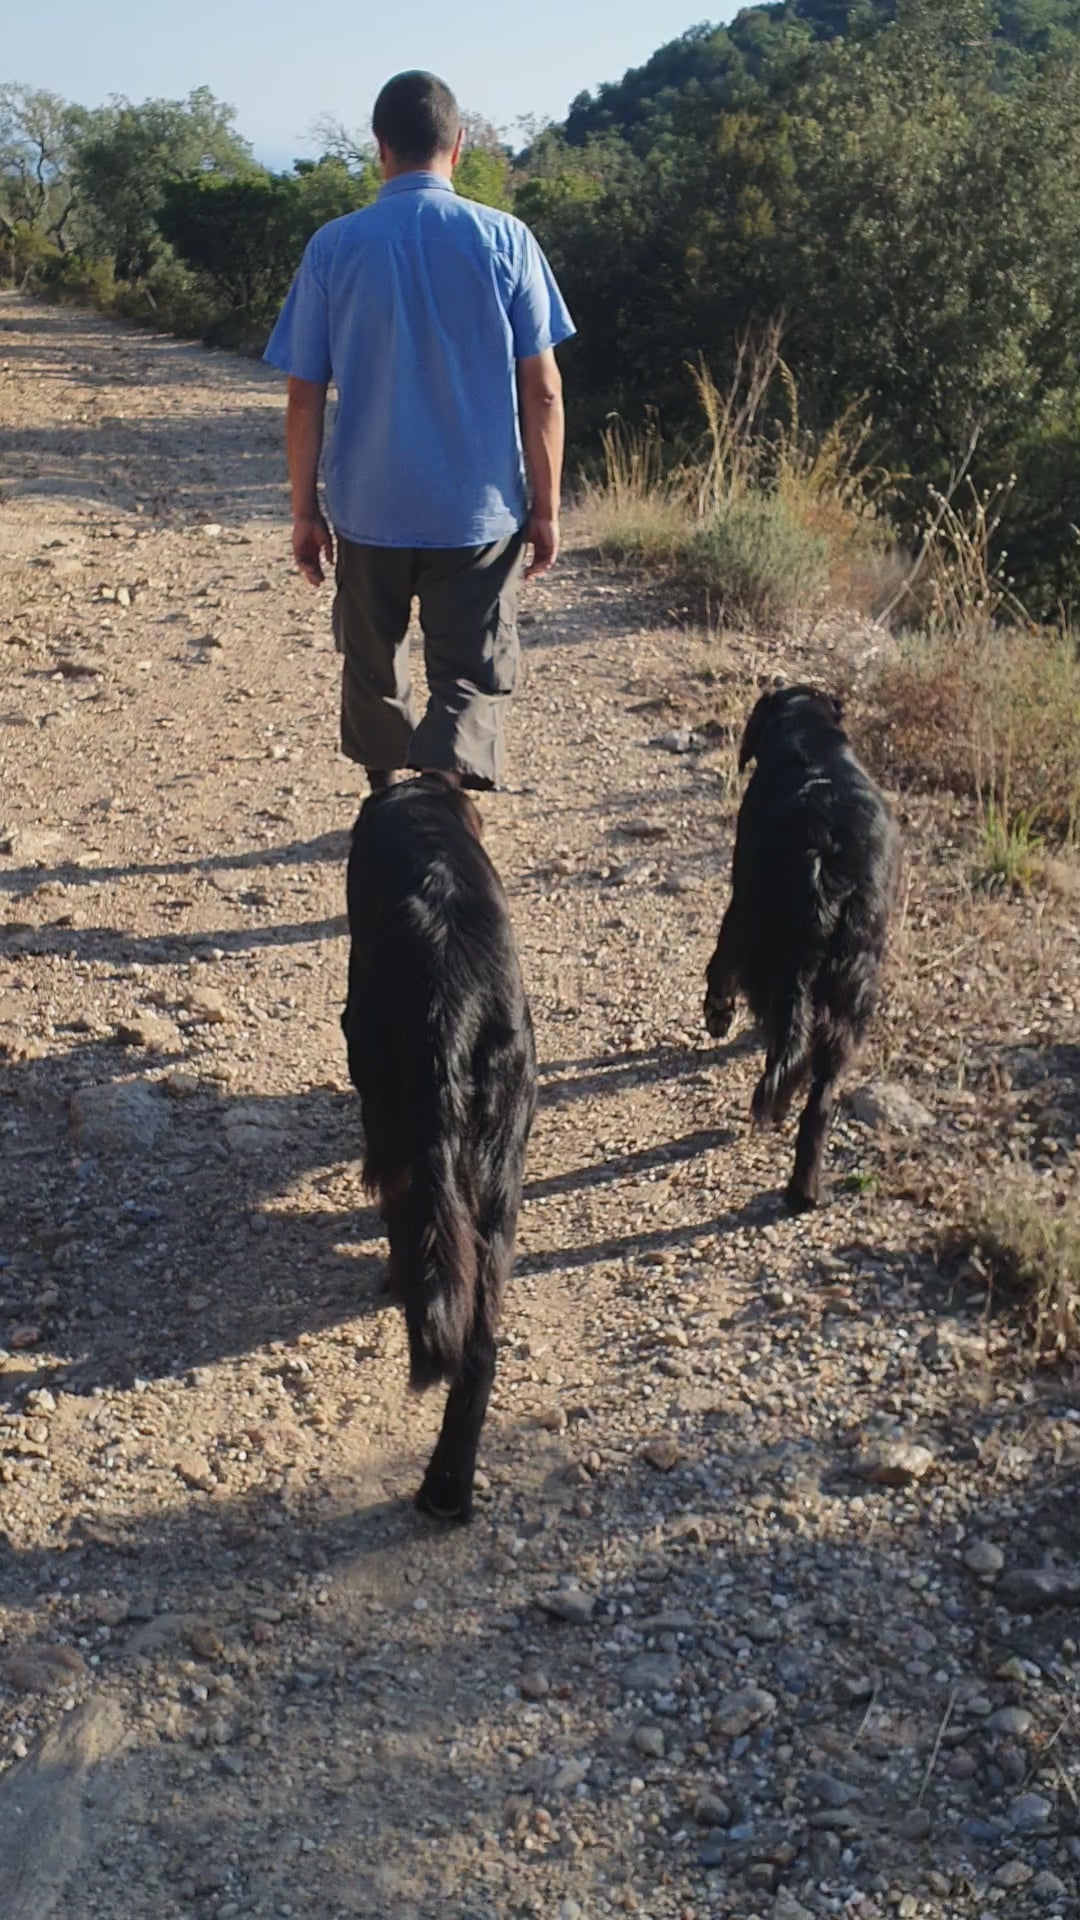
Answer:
342;776;537;1520
704;686;900;1211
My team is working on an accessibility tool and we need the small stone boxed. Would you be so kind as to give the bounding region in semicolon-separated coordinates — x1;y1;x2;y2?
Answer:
539;1588;595;1626
1009;1793;1053;1830
552;1758;588;1793
848;1081;935;1131
631;1725;665;1759
896;1808;932;1840
964;1539;1005;1578
174;1450;216;1493
772;1894;815;1920
747;1863;779;1894
70;1079;168;1153
698;1843;727;1869
988;1706;1033;1737
836;1674;874;1705
520;1670;550;1701
537;1406;567;1433
1032;1870;1068;1899
657;728;700;754
642;1436;680;1472
803;1771;861;1809
998;1566;1080;1613
712;1686;777;1737
25;1387;56;1413
114;1012;181;1053
623;1652;681;1694
3;1644;88;1691
115;585;131;608
994;1860;1034;1889
182;986;228;1025
693;1793;732;1828
164;1070;200;1098
187;1623;225;1662
9;1324;42;1349
852;1440;934;1487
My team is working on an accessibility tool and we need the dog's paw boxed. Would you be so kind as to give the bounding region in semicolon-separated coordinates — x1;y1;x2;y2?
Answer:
784;1180;820;1214
415;1467;473;1525
704;995;736;1039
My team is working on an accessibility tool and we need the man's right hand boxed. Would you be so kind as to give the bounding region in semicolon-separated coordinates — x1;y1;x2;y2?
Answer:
292;513;334;586
524;512;559;580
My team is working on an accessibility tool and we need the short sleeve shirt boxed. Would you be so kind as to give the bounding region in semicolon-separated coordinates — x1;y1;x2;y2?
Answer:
264;172;576;549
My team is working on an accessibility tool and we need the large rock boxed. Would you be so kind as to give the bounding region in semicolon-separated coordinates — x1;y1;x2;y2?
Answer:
70;1079;168;1153
848;1080;935;1132
998;1565;1080;1613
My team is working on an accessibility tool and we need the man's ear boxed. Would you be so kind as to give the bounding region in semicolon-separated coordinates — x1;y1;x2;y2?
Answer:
451;127;465;169
830;693;845;725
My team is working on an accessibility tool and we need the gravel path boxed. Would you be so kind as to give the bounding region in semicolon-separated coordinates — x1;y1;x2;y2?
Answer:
1;295;1078;1920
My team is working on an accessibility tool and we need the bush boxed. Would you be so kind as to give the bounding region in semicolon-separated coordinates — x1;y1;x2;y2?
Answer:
578;326;885;631
967;1178;1080;1361
864;622;1080;837
687;493;830;628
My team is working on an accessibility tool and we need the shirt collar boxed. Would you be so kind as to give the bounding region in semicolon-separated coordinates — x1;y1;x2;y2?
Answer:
378;171;455;198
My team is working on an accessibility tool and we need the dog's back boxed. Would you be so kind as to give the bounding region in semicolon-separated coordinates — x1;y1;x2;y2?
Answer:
735;702;898;1037
343;778;536;1394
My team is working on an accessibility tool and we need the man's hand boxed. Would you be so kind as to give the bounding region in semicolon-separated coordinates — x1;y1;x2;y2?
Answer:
524;512;559;580
293;513;334;586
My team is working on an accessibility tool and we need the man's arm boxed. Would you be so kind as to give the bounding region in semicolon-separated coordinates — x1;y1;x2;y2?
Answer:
517;348;565;579
286;376;333;585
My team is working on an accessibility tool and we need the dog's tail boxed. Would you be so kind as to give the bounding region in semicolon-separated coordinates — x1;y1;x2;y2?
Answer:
751;975;814;1126
392;1139;478;1390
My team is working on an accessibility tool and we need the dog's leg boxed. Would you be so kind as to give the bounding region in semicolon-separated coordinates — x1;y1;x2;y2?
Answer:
785;1031;850;1212
704;903;742;1038
415;1320;496;1523
785;1075;836;1211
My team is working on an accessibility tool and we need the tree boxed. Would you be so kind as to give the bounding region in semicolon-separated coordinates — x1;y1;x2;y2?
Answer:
74;87;258;279
158;159;377;319
0;83;87;251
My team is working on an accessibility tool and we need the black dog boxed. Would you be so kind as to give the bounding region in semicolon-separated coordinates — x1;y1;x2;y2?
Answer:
342;776;536;1521
704;686;900;1211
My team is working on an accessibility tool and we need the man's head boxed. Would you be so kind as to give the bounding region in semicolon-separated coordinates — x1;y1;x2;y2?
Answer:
372;72;462;177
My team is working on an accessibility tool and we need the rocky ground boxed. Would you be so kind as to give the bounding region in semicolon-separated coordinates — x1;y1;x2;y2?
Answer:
1;295;1078;1920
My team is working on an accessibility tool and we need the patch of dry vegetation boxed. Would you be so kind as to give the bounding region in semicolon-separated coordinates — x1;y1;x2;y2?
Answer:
579;325;893;631
966;1178;1080;1362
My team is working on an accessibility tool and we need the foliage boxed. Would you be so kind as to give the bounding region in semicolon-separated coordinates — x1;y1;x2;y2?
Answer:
73;87;259;280
158;160;377;327
581;328;884;629
0;83;88;257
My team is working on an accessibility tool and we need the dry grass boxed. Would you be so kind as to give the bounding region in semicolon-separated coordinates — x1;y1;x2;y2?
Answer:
967;1177;1080;1362
863;623;1080;839
578;324;891;631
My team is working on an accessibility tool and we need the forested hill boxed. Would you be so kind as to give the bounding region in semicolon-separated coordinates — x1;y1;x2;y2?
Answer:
556;0;1080;149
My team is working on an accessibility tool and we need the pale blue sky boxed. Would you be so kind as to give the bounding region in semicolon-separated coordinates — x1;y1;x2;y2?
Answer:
10;1;735;168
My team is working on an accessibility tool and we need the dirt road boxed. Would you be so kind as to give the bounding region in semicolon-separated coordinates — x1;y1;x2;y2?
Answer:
1;296;1078;1920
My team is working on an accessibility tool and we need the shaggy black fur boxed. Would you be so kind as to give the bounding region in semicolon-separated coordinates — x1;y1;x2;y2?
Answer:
342;776;537;1521
704;686;900;1212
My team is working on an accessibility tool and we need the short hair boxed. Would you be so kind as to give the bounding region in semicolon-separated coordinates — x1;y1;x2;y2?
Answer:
372;72;460;166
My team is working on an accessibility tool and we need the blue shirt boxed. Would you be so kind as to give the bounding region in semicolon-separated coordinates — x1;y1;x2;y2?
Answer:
264;172;576;549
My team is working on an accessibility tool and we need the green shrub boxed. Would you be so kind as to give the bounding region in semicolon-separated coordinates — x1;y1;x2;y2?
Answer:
687;493;830;629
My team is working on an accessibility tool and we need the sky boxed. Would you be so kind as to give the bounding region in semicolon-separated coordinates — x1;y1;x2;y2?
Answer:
10;0;735;169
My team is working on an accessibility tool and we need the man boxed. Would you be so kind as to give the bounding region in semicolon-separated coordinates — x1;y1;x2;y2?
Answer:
264;70;575;791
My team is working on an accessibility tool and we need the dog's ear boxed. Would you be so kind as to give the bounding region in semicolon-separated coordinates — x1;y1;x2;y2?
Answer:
830;692;844;725
738;691;776;770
